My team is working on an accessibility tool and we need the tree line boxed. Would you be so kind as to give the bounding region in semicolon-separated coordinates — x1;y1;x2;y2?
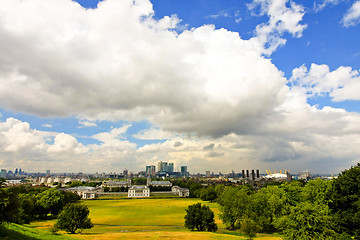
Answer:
188;163;360;239
0;182;93;234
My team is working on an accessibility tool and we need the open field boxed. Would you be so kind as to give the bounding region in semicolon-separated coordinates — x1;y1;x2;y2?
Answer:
18;198;282;240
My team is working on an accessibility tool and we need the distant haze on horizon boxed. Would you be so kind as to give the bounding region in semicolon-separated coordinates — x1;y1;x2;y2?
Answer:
1;0;360;174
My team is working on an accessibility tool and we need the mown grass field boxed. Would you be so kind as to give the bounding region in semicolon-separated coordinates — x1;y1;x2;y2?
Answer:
2;198;282;240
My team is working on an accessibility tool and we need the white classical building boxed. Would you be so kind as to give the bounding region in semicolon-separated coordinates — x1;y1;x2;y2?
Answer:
171;186;190;197
128;185;150;198
65;186;98;199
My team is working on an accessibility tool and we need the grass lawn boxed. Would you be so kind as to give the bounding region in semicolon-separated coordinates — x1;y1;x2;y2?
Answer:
0;223;75;240
83;198;224;229
18;198;282;240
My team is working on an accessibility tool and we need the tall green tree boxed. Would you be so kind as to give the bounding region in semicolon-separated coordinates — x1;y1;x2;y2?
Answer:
184;203;217;232
218;185;254;229
55;203;93;234
36;188;64;217
275;202;337;240
0;188;20;224
327;163;360;237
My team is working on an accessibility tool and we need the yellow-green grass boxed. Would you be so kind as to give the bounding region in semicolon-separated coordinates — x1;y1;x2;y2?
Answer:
0;223;75;240
26;198;282;240
82;198;225;230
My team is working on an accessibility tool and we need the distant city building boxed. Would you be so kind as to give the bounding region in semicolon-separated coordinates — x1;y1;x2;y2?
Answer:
181;166;189;177
157;161;174;174
146;165;156;176
0;169;6;179
206;171;211;177
123;169;128;178
46;170;50;175
168;163;174;173
147;177;172;187
299;170;311;180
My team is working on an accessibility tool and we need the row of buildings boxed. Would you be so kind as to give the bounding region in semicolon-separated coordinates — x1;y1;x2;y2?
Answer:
65;177;189;199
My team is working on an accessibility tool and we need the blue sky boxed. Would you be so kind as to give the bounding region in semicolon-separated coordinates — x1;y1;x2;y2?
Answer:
0;0;360;174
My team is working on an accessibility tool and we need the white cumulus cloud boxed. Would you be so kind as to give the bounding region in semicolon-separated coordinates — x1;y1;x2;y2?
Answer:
342;1;360;27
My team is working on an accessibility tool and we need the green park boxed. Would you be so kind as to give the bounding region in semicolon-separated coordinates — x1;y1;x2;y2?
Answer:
1;163;360;240
2;197;281;240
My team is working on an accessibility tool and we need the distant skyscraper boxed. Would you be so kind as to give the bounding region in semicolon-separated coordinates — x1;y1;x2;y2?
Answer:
46;170;50;175
181;166;189;177
146;165;156;176
0;169;6;179
158;161;167;172
168;163;174;173
157;161;174;174
123;169;128;177
206;171;210;177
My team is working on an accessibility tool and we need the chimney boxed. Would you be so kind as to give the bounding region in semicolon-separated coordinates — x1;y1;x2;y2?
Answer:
252;170;255;180
246;170;249;178
256;169;260;178
242;170;245;178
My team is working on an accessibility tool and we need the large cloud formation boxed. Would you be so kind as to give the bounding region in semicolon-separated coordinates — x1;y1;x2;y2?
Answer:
0;0;359;173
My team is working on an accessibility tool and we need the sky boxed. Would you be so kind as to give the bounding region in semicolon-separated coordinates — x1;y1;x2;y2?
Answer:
1;0;360;175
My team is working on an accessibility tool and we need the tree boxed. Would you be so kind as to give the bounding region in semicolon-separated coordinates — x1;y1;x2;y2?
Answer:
240;217;261;240
184;203;217;232
36;188;64;217
200;186;217;202
218;185;254;229
0;187;20;224
327;163;360;237
55;203;93;234
274;202;337;240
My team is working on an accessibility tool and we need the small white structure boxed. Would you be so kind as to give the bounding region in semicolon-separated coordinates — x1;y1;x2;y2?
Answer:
81;192;97;199
128;185;150;198
172;186;190;197
64;177;72;183
65;186;98;199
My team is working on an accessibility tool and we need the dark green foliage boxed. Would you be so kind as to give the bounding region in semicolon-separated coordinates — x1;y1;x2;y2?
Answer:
184;203;217;232
132;178;147;185
328;163;360;237
36;189;65;217
18;193;36;223
200;186;218;202
68;181;82;188
172;179;203;198
61;191;81;204
0;188;20;224
103;186;110;192
54;203;93;234
339;232;353;240
84;181;102;188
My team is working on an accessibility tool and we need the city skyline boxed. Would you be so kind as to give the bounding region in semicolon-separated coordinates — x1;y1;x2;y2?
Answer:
1;0;360;174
